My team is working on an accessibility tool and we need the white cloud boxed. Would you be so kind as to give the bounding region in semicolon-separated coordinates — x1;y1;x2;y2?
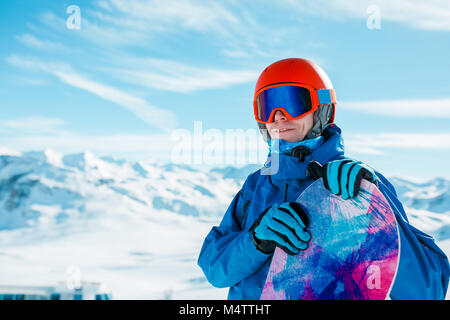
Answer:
51;70;178;130
345;132;450;155
39;1;240;47
6;55;178;131
0;146;21;156
0;117;269;164
0;117;67;135
341;98;450;117
15;34;67;51
39;11;142;46
105;57;260;93
285;0;450;31
30;4;264;93
96;0;239;34
346;145;385;156
0;130;267;165
1;132;172;160
39;0;290;59
0;116;172;160
10;76;48;86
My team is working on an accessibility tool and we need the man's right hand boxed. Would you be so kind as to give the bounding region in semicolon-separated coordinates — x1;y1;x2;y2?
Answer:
251;202;311;255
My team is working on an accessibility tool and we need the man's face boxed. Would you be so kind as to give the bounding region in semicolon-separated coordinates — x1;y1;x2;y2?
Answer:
265;110;314;142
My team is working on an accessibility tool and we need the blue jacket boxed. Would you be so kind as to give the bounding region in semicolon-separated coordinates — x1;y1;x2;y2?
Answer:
198;124;450;299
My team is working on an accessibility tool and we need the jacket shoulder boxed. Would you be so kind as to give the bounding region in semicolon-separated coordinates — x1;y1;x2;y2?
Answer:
374;171;399;197
239;166;263;195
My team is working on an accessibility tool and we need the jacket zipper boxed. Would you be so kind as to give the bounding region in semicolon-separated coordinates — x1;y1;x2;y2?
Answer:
284;183;288;202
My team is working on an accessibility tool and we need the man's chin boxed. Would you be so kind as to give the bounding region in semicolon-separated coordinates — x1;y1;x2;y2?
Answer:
272;133;305;142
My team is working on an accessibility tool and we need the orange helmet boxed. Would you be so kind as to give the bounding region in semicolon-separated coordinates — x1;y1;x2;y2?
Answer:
254;58;337;141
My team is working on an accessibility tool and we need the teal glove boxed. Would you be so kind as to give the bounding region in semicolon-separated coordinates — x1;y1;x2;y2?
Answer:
308;160;377;199
251;202;311;255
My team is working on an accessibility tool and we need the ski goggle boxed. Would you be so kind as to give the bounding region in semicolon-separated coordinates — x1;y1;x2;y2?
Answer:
253;83;337;124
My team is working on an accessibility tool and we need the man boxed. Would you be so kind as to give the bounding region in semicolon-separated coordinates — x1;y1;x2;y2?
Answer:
198;58;450;299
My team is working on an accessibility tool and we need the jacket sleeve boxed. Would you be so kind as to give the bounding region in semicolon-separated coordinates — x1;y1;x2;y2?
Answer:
197;181;272;288
376;173;450;300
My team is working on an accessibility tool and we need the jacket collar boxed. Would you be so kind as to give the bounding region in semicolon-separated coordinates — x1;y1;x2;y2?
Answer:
262;124;345;184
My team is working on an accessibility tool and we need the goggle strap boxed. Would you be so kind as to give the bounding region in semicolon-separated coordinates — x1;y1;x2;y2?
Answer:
317;89;337;104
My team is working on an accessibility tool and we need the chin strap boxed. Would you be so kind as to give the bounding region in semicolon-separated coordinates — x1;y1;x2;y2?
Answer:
305;103;335;139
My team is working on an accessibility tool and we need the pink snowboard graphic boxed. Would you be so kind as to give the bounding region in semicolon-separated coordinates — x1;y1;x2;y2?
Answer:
260;179;400;300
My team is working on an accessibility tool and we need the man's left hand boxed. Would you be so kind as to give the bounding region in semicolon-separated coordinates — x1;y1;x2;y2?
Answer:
308;159;377;199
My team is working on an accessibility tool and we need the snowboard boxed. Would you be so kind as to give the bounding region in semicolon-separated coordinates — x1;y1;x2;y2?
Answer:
260;179;400;300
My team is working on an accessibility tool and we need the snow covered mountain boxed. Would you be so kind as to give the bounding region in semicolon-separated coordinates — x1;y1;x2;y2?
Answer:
389;177;450;241
0;150;249;299
0;150;448;299
1;150;447;235
389;177;450;214
0;149;244;231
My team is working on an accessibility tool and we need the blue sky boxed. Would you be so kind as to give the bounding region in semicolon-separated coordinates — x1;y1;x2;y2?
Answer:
0;0;449;180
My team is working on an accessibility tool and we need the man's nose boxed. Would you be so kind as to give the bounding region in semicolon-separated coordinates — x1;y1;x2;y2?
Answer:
273;110;288;122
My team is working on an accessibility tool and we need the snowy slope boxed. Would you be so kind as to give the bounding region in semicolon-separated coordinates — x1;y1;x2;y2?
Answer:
0;150;249;299
0;150;448;299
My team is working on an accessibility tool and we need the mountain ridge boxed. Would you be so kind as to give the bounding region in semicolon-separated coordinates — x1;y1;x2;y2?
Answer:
0;150;448;238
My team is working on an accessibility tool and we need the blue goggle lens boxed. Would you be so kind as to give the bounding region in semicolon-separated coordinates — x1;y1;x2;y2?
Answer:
256;85;312;122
